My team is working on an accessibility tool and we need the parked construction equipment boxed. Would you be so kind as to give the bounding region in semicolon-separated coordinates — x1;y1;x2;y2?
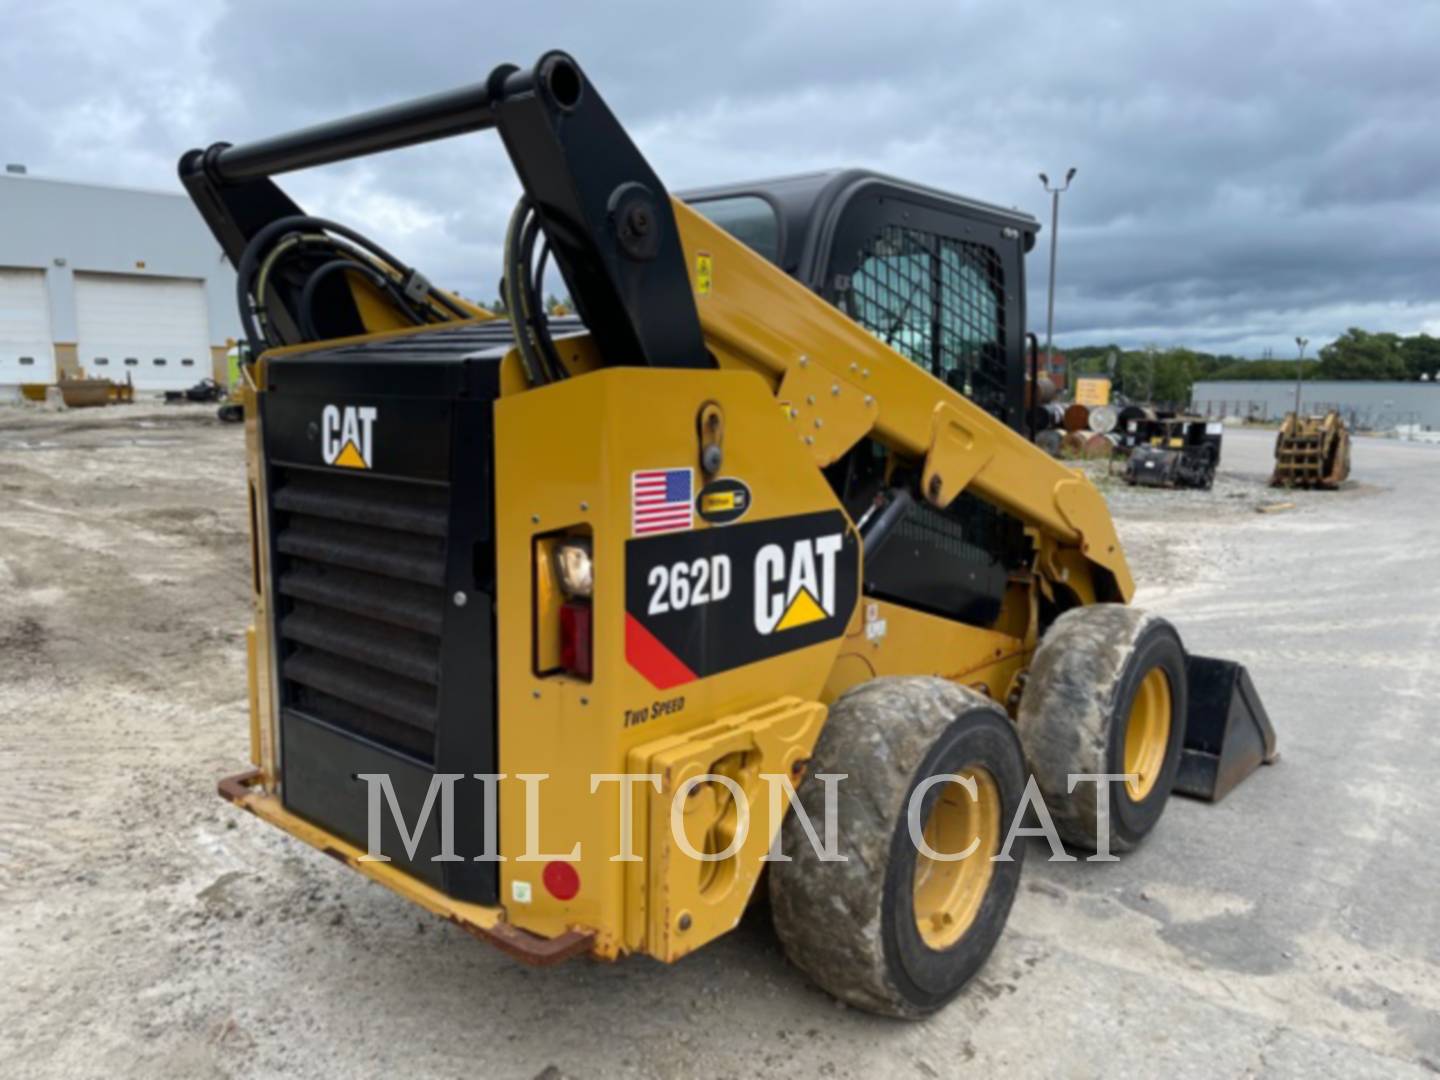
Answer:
185;51;1275;1018
1122;414;1223;489
19;372;132;408
56;376;112;408
1272;410;1350;489
217;343;247;423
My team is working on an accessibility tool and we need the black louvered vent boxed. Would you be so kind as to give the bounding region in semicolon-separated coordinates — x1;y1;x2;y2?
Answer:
272;468;449;764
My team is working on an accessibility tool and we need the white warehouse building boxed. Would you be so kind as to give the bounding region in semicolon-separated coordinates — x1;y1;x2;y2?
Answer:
1191;379;1440;431
0;166;239;396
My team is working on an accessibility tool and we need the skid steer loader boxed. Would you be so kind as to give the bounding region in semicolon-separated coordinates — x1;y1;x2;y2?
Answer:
188;52;1276;1017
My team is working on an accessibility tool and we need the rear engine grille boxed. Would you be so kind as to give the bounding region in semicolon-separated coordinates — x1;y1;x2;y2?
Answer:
272;468;448;763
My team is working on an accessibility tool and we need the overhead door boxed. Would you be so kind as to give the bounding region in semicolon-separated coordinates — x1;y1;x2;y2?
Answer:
75;273;211;391
0;268;55;384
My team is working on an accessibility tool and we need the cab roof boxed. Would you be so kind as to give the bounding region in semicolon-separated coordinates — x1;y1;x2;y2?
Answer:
679;168;1039;287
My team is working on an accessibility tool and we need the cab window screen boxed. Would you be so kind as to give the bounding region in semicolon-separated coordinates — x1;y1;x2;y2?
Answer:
845;226;1007;421
692;196;780;264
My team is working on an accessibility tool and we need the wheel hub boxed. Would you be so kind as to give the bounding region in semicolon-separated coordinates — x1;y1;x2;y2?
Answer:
1124;667;1172;801
912;766;1001;950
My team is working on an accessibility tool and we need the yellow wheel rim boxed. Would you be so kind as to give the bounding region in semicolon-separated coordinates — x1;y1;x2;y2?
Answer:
912;767;1001;951
1124;667;1172;802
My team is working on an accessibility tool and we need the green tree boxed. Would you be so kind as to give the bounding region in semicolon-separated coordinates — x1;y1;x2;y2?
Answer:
1316;328;1406;380
1400;333;1440;380
1065;344;1123;376
1210;359;1318;381
1061;328;1439;388
1061;344;1263;401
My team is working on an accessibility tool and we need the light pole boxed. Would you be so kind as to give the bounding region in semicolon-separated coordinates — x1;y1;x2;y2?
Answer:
1293;336;1309;416
1039;167;1077;378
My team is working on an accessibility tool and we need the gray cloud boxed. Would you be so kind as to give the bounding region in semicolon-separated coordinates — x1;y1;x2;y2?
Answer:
4;0;1438;355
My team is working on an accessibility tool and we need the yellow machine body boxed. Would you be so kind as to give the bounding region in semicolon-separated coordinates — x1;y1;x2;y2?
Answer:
222;195;1133;964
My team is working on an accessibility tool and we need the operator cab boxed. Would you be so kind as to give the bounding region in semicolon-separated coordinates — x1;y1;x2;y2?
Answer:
683;170;1039;433
686;173;1042;629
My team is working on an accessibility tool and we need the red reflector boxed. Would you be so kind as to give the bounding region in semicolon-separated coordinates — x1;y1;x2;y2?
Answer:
542;860;581;901
560;601;592;679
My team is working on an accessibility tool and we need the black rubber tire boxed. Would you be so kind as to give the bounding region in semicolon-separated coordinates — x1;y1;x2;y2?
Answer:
1017;604;1187;853
769;677;1027;1018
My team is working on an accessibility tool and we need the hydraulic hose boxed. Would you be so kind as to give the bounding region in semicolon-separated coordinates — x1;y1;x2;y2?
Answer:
298;258;417;340
235;213;460;351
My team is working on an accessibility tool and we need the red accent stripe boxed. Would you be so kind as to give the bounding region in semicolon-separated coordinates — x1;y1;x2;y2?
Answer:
625;613;697;689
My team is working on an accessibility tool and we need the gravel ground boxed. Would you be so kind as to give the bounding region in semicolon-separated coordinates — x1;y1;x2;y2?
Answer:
2;404;1437;1079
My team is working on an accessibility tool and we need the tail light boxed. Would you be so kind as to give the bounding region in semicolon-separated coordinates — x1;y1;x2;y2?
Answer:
560;600;592;679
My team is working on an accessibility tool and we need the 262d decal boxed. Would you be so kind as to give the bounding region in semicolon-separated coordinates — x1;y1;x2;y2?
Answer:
624;511;859;690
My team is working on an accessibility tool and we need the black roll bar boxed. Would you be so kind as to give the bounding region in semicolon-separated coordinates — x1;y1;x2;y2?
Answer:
204;78;507;184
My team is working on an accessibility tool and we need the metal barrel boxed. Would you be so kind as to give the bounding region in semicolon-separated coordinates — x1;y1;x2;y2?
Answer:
1088;404;1118;434
1082;432;1114;459
1063;402;1090;432
1026;372;1058;408
1117;404;1153;429
1032;402;1067;431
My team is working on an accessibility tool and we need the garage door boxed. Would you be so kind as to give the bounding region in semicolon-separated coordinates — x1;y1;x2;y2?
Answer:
75;273;211;391
0;268;56;384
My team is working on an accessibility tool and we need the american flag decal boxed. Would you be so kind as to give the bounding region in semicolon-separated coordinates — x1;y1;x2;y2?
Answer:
631;467;694;536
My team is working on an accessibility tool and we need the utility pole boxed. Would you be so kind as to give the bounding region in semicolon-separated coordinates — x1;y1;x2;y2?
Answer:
1039;167;1076;378
1293;336;1309;416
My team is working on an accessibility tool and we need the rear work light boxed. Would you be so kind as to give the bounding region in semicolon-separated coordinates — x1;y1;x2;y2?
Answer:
536;533;593;681
554;539;593;598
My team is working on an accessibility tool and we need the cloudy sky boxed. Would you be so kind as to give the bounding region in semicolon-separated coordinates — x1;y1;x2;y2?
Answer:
3;0;1438;356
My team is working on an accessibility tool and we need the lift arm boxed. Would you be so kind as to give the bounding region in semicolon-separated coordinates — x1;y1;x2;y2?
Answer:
180;52;709;371
179;50;1131;600
673;200;1132;598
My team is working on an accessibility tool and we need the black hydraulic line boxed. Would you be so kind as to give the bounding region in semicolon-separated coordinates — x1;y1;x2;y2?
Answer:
501;194;569;384
428;287;471;320
518;208;566;382
236;214;440;351
298;259;416;340
531;243;566;381
501;198;547;386
204;80;506;184
533;241;552;306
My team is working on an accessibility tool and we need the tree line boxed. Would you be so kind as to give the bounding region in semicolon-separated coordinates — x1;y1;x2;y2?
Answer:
1062;329;1440;404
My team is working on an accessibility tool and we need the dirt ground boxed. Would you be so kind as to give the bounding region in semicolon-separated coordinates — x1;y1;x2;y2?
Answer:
2;405;1437;1079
